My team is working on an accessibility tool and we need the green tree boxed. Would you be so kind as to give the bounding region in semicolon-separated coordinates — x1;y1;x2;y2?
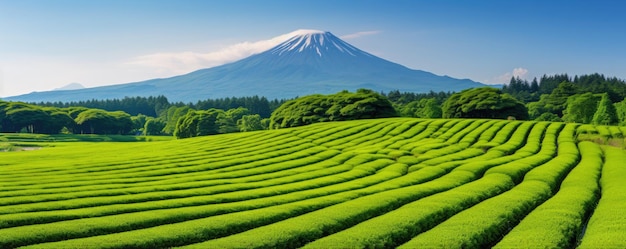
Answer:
174;111;199;139
535;112;563;122
398;98;442;118
543;81;579;116
261;118;270;130
217;107;250;134
42;109;74;134
162;106;192;134
530;77;539;93
109;111;133;135
270;89;397;129
592;93;619;125
0;102;74;134
63;107;89;133
615;99;626;126
75;109;132;134
174;110;220;139
527;99;549;120
6;107;48;133
562;93;601;124
197;110;219;136
131;114;149;134
238;114;265;132
143;118;166;136
442;87;528;120
416;98;442;118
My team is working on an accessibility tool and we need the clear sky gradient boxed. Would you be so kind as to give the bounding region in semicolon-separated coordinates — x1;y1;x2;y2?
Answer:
1;0;625;97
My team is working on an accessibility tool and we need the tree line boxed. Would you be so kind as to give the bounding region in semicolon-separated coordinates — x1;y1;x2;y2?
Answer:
0;89;399;138
386;73;626;126
1;94;287;136
0;101;135;135
0;99;275;136
35;95;286;118
2;73;625;138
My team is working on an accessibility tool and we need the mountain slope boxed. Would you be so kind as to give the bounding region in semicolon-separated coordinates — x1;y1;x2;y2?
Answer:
53;83;85;91
5;30;486;102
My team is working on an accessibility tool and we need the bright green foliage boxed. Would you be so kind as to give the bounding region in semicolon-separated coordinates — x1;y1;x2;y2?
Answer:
399;180;553;248
162;106;193;134
534;112;562;122
217;107;250;133
579;147;626;248
562;93;600;123
544;81;579;116
615;99;626;126
442;87;528;120
174;109;220;138
592;93;619;125
527;99;548;120
525;82;579;119
237;114;266;132
269;89;397;129
0;101;74;134
302;174;517;249
131;114;149;133
399;98;442;118
0;118;623;248
6;107;50;133
74;109;133;135
494;141;602;248
143;118;166;135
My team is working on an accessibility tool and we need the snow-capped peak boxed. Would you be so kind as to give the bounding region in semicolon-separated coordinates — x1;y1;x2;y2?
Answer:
288;29;325;36
269;30;369;58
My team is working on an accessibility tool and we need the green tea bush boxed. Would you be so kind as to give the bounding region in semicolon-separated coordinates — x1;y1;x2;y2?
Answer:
399;180;553;248
495;141;602;248
178;171;478;249
578;146;626;248
0;118;622;248
300;173;514;249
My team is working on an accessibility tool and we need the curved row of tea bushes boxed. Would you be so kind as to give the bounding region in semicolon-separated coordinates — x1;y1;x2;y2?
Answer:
1;118;621;248
494;141;602;248
578;146;626;248
13;118;508;247
0;132;309;188
0;152;371;228
406;120;517;172
18;166;465;249
206;173;515;249
183;121;553;248
397;125;581;248
297;122;556;248
472;121;521;149
1;159;402;247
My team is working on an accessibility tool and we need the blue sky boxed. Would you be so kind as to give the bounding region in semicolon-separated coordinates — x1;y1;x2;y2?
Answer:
1;0;625;97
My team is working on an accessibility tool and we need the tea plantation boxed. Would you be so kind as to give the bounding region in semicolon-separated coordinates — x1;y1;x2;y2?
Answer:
1;118;625;248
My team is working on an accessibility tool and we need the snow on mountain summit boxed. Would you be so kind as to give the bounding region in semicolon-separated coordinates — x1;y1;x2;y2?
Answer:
269;30;369;57
289;29;325;35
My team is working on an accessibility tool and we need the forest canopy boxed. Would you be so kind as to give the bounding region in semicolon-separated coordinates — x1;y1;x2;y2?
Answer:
2;73;626;138
442;87;528;120
269;89;397;129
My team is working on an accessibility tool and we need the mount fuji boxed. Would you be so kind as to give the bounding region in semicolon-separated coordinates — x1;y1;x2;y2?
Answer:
5;30;486;103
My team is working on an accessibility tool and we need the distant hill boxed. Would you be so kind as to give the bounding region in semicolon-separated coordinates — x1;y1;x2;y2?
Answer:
53;83;85;91
5;30;486;103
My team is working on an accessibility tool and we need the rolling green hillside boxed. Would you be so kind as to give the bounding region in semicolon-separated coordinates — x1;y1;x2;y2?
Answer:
1;118;625;248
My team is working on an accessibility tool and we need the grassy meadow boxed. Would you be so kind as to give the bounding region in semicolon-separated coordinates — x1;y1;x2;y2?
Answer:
1;118;625;248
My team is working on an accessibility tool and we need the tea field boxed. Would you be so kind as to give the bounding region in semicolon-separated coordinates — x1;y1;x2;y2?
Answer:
1;118;625;248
